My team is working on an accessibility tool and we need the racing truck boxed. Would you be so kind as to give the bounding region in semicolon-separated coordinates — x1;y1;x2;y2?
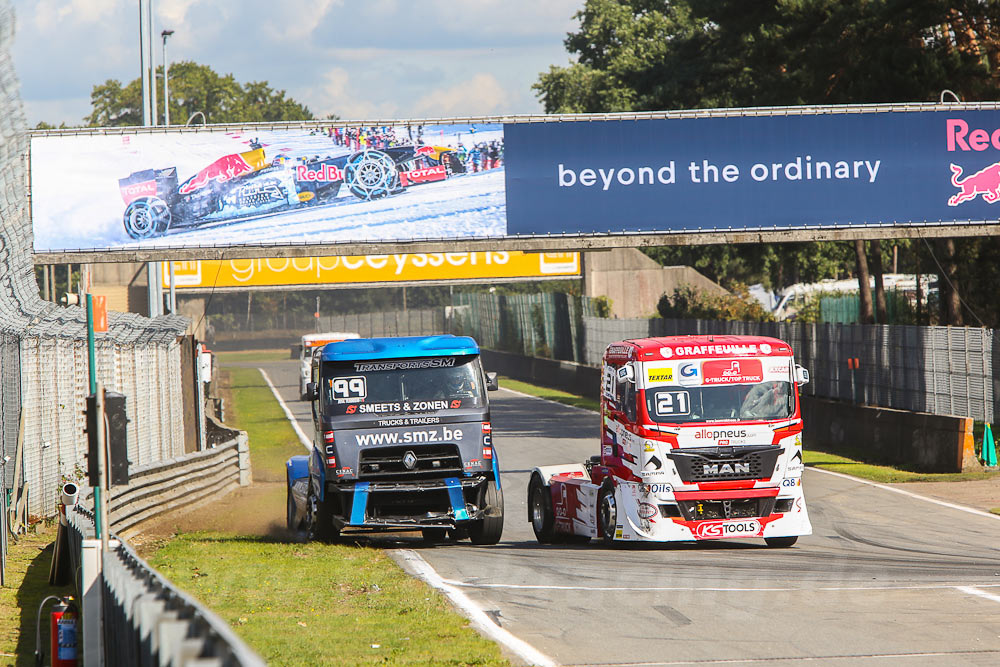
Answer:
286;335;503;543
528;335;812;547
298;332;360;400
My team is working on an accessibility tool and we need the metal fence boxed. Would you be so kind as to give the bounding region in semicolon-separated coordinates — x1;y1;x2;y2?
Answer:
65;506;265;666
1;2;189;574
320;307;446;337
582;316;994;423
451;292;596;363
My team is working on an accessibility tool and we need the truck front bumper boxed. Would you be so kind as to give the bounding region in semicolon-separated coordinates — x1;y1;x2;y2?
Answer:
328;476;489;530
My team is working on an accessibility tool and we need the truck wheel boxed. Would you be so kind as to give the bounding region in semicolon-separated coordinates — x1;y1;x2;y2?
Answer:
286;487;300;532
123;196;171;239
307;483;339;542
528;477;555;543
765;536;798;548
598;484;617;546
469;480;503;545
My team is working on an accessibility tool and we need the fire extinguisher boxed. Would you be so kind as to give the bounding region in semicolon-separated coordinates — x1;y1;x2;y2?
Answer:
35;595;78;667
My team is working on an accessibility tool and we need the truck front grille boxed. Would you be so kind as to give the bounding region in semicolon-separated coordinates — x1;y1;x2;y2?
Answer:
358;444;463;480
667;445;782;483
676;497;777;521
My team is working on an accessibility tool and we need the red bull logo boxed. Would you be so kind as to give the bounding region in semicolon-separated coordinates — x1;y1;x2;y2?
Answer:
414;145;436;157
179;153;254;194
947;161;1000;206
296;164;344;182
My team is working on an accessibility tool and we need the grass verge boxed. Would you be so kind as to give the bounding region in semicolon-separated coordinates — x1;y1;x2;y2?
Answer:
148;534;505;666
0;524;74;667
499;377;1000;485
141;364;508;666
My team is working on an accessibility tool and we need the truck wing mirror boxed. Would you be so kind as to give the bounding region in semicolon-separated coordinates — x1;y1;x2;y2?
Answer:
486;372;499;391
795;365;810;385
616;363;635;384
306;382;319;400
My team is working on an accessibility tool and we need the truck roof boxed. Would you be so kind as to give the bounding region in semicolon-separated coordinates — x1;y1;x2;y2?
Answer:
319;334;480;362
606;335;793;362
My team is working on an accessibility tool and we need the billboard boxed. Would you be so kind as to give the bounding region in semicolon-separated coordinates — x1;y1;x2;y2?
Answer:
159;251;579;290
29;106;1000;256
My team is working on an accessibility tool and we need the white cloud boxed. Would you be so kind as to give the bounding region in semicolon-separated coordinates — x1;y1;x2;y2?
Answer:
29;0;118;30
411;72;506;117
262;0;340;42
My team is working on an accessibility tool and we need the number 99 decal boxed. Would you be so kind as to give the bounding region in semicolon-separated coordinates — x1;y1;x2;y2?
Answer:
329;376;367;401
655;390;690;416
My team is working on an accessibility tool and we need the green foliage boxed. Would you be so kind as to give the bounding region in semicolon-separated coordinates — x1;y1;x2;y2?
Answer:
656;284;774;322
592;295;613;317
536;1;1000;113
86;61;313;127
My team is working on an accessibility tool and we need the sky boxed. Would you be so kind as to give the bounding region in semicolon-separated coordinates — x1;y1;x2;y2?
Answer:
11;0;582;127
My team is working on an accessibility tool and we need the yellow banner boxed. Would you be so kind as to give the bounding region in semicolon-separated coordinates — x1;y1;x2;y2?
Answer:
161;251;579;289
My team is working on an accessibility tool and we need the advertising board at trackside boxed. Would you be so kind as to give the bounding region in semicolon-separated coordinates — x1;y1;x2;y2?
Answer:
158;251;580;290
28;105;1000;256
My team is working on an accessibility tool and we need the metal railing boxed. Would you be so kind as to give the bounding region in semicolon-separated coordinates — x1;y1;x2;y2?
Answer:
66;506;265;666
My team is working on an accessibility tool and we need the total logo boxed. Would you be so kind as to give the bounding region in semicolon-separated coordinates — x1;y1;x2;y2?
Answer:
694;519;761;539
678;363;701;386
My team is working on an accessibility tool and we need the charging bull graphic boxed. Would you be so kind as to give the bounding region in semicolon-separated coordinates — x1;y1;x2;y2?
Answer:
947;161;1000;206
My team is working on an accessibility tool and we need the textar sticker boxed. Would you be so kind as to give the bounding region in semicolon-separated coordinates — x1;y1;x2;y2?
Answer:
646;367;673;384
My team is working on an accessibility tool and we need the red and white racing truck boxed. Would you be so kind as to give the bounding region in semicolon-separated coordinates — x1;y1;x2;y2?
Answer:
528;335;812;547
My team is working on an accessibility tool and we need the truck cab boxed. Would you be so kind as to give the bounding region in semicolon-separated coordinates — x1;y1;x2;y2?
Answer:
528;334;812;547
298;332;359;400
286;335;503;544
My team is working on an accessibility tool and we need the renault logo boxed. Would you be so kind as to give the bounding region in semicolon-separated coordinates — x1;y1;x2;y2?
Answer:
402;451;417;470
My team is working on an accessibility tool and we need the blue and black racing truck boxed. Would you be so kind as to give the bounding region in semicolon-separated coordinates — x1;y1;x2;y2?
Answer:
286;335;503;544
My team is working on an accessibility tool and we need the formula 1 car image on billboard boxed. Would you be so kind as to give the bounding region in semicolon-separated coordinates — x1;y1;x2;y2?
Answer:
117;142;466;239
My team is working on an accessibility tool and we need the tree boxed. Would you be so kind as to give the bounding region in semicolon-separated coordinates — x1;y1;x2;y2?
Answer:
86;61;313;127
853;240;874;325
869;240;888;324
539;1;1000;323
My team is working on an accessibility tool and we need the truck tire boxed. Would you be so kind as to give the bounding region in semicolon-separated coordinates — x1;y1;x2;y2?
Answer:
764;536;798;548
469;480;503;545
598;484;617;546
528;476;555;543
286;487;301;532
307;483;339;542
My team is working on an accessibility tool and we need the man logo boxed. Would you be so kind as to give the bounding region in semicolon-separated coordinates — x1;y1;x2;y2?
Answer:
702;462;750;475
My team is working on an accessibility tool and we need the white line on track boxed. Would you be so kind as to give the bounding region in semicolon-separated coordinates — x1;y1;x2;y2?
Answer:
806;466;1000;521
394;550;558;667
583;649;1000;665
438;579;1000;593
259;369;555;664
499;385;596;414
956;585;1000;604
259;368;312;451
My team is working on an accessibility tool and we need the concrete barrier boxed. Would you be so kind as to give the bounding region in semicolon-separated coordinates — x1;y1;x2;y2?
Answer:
802;397;981;473
483;348;981;474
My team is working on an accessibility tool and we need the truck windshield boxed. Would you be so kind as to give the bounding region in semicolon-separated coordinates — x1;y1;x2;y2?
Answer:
645;381;793;423
322;355;484;417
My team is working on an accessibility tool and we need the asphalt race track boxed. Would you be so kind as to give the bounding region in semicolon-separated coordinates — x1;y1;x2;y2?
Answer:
258;359;1000;666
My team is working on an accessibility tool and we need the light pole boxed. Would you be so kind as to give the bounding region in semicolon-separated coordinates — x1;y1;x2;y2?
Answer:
161;29;173;125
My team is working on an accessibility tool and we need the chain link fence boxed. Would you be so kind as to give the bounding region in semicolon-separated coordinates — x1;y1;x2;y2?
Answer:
1;0;189;584
451;292;596;363
583;316;994;423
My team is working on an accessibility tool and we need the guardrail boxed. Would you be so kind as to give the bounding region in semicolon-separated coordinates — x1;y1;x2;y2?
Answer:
65;506;265;666
110;423;250;540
